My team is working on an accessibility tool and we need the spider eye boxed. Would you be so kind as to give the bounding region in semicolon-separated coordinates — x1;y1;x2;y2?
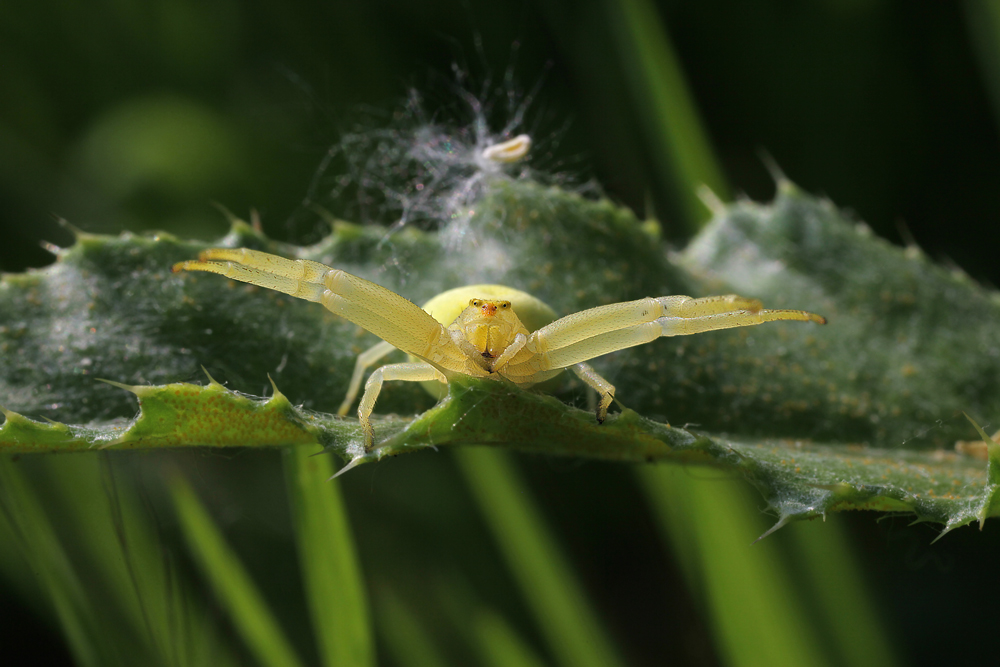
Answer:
470;299;480;307
500;302;510;309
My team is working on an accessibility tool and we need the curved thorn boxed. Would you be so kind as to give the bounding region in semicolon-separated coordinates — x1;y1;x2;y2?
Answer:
210;201;241;225
754;513;792;544
329;456;366;480
757;148;789;188
51;214;86;238
266;374;286;402
95;378;140;394
201;365;225;388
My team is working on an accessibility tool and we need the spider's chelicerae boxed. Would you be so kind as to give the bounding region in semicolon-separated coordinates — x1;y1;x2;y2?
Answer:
173;248;826;450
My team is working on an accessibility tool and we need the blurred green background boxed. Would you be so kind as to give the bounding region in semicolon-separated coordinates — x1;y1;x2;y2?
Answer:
6;1;1000;279
3;1;1000;665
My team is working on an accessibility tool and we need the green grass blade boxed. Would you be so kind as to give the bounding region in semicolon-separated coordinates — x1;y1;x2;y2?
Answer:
640;466;832;667
0;480;46;617
435;576;548;667
0;457;101;667
786;519;898;667
455;447;624;667
472;608;549;667
47;455;173;662
965;0;1000;130
376;586;451;667
43;454;238;667
609;0;730;234
284;444;374;667
170;475;305;667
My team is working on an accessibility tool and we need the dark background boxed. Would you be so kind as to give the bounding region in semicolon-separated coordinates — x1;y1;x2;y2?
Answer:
3;1;1000;665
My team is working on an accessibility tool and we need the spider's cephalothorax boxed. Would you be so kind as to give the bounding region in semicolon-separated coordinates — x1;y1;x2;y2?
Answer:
455;298;525;362
173;248;826;451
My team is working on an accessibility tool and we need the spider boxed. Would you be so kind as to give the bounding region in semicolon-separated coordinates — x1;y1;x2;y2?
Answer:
172;248;826;450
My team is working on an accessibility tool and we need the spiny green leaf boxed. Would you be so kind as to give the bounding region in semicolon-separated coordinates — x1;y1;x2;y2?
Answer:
680;178;1000;449
4;374;996;529
3;179;1000;533
0;378;320;452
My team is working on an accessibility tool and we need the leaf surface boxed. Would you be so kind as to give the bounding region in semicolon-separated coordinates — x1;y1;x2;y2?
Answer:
3;180;998;532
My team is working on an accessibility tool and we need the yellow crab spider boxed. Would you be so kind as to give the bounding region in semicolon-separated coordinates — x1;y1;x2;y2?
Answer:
172;248;826;451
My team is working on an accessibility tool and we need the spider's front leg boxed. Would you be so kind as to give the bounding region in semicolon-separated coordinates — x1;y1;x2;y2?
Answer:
506;293;825;373
501;293;825;421
173;248;469;372
173;248;478;449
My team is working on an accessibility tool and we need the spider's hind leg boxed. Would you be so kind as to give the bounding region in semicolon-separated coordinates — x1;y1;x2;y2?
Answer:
358;362;447;451
339;340;397;416
570;362;615;424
